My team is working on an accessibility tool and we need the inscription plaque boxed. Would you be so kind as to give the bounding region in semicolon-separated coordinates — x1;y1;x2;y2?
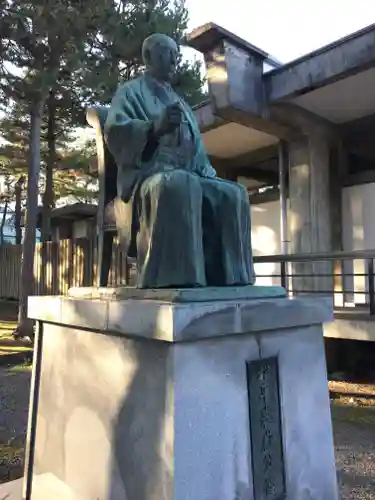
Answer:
247;357;286;500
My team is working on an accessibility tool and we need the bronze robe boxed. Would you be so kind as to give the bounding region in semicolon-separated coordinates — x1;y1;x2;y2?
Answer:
104;73;255;288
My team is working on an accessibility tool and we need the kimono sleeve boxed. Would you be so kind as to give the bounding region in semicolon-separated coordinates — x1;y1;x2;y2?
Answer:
104;84;153;171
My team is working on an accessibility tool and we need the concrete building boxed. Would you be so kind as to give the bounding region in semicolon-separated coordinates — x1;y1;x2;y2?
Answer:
42;23;375;365
35;203;96;241
184;22;375;352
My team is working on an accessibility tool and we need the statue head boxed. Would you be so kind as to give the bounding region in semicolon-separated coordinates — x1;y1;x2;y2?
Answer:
142;33;179;83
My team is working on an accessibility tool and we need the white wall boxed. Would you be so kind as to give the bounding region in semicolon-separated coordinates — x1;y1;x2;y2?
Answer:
251;199;285;286
251;200;282;256
72;220;89;240
249;184;375;302
342;183;375;304
249;184;375;256
342;183;375;251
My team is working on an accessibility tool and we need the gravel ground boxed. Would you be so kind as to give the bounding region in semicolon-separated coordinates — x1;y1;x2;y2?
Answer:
0;368;30;483
334;421;375;500
0;369;30;445
1;368;375;498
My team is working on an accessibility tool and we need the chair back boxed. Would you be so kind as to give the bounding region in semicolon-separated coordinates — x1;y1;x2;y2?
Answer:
86;106;118;228
86;106;118;286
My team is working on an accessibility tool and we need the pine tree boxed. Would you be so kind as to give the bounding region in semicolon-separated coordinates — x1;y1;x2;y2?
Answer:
0;101;98;208
0;0;204;338
82;0;204;106
0;0;108;337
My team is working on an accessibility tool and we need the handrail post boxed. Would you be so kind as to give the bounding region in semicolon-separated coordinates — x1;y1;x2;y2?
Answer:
125;256;130;285
367;258;375;315
341;259;346;307
280;260;287;290
333;259;344;308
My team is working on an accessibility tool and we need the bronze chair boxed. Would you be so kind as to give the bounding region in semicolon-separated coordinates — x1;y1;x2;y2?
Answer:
86;106;118;287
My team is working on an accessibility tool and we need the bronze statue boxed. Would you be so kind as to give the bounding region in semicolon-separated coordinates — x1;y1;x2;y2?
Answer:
104;33;255;288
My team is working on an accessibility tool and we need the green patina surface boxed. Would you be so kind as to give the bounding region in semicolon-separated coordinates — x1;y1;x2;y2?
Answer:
102;34;256;289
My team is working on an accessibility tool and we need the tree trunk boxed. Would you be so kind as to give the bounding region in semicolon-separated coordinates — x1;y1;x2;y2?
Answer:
39;91;56;296
15;180;22;245
41;90;55;242
16;97;45;338
0;199;8;245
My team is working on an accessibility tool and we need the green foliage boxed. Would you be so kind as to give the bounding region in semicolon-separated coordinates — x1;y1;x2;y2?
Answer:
0;0;107;106
82;0;205;105
54;170;97;204
174;58;206;106
0;0;204;207
0;101;97;204
0;0;205;333
53;139;98;203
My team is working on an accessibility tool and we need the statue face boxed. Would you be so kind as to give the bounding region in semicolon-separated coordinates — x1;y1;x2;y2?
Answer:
147;38;178;82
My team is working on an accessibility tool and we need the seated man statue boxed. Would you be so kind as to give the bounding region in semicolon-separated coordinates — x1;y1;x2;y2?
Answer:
104;33;256;289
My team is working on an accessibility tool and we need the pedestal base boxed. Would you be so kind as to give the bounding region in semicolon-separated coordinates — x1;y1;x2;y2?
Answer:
24;290;338;500
68;284;287;301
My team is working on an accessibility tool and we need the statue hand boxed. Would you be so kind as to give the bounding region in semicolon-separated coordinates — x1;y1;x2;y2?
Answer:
153;103;182;138
199;163;217;179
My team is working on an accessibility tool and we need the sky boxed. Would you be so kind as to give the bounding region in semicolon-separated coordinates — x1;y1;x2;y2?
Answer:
186;0;375;63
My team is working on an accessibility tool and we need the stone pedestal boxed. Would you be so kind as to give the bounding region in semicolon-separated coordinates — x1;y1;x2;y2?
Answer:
24;286;338;500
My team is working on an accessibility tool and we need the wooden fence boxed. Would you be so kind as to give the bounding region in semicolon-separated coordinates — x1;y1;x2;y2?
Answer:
0;237;135;299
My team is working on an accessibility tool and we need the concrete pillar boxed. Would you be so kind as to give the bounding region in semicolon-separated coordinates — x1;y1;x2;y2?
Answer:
289;135;332;253
278;140;289;255
288;134;333;295
330;142;347;252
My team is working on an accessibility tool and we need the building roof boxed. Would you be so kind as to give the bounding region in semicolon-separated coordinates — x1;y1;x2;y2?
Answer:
22;203;97;229
50;203;97;220
189;21;375;173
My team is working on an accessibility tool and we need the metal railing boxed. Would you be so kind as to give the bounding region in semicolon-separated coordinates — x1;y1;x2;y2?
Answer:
253;249;375;316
